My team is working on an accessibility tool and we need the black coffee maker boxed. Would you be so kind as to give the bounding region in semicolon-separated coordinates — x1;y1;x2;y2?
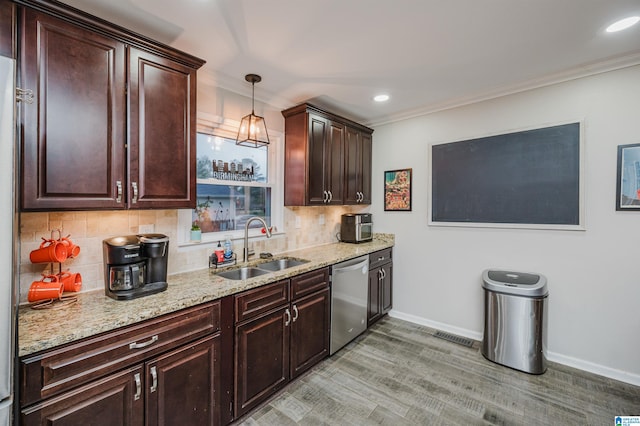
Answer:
103;233;169;300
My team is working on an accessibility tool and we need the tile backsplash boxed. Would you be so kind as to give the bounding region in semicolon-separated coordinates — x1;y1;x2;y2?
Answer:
19;206;367;303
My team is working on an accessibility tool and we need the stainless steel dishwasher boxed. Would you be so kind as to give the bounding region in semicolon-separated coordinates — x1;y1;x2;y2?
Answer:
330;255;369;355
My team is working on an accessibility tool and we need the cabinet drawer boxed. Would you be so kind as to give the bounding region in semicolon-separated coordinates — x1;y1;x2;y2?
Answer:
291;267;329;300
369;248;392;269
20;301;220;407
235;280;290;324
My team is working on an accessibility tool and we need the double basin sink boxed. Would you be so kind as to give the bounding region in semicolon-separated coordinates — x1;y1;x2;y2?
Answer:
216;257;309;280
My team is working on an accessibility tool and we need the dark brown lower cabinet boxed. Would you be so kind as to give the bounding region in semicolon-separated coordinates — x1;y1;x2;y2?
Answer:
20;300;231;426
22;334;221;426
368;249;393;327
289;288;330;379
21;365;145;426
234;306;290;417
146;335;221;426
234;268;330;419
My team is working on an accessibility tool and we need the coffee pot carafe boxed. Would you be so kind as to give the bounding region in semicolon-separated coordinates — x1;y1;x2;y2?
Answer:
103;233;169;300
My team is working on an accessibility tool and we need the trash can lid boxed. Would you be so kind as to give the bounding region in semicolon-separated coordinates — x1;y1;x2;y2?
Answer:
482;269;548;297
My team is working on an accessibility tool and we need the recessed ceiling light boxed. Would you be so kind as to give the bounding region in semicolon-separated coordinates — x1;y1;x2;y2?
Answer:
606;16;640;33
374;94;389;102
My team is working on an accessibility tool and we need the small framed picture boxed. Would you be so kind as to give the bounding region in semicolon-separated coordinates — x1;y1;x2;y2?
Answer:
616;143;640;211
384;168;412;211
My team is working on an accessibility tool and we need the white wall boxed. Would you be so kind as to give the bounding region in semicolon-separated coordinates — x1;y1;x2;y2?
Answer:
371;64;640;385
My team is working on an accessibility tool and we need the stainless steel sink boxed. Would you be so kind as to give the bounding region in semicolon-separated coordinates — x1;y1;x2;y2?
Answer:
256;258;309;271
216;267;270;280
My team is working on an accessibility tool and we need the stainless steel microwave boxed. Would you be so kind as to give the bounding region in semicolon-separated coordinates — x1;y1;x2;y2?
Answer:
340;213;373;243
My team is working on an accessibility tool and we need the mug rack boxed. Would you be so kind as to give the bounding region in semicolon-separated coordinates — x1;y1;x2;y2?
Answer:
28;229;81;309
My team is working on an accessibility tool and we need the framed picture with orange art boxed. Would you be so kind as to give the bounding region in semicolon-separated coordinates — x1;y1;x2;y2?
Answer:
384;168;412;211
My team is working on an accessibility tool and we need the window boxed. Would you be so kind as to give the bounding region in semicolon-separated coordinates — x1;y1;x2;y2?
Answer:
195;133;270;232
178;122;282;245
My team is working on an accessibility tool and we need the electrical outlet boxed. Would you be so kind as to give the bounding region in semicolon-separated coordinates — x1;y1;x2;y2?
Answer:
295;215;301;229
139;224;155;233
318;214;325;225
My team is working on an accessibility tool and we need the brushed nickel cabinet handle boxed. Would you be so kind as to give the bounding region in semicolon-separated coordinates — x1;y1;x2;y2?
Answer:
150;366;158;393
328;191;333;203
116;181;123;203
131;181;138;204
16;87;34;104
134;372;141;401
129;335;158;349
285;308;291;326
292;305;299;322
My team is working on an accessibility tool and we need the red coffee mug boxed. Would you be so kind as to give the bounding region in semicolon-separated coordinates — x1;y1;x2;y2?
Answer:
60;237;81;259
28;275;64;302
58;272;82;292
30;239;68;264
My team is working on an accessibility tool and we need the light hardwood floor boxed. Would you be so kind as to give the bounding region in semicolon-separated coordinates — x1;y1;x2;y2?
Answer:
236;316;640;425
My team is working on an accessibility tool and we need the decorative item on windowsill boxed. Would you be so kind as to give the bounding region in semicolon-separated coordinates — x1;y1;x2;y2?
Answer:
191;198;212;242
236;74;270;148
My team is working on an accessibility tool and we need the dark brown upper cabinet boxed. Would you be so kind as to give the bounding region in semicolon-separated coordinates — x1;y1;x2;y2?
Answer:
0;0;15;58
345;126;372;204
17;2;203;211
282;103;373;206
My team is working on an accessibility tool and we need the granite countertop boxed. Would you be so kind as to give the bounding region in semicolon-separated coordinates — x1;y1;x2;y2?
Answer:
18;234;394;357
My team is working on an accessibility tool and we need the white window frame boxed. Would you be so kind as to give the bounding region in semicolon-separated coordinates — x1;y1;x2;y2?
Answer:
177;112;284;247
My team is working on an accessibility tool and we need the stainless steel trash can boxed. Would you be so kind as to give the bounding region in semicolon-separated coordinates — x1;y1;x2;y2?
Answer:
481;269;548;374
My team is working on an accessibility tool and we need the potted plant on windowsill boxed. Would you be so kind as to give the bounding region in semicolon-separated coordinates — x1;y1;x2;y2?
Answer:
190;222;202;242
191;198;211;242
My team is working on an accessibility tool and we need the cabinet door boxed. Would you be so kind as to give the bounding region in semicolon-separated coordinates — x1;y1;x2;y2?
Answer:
381;263;393;315
290;288;330;379
21;365;144;426
20;8;126;210
345;128;372;205
0;0;14;58
235;307;290;417
368;268;382;327
307;114;329;204
307;114;344;205
359;132;372;204
326;120;345;204
128;47;196;209
146;334;220;426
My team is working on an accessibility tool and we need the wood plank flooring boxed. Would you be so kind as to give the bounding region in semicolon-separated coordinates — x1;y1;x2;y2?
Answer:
235;316;640;425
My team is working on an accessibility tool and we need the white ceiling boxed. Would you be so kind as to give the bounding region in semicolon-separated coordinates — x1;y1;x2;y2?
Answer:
59;0;640;126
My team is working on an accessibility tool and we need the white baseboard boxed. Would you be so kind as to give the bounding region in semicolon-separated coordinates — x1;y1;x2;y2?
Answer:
546;351;640;387
388;310;483;341
388;309;640;387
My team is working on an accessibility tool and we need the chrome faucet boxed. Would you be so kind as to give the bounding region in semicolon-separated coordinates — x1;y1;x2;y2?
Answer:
243;216;272;262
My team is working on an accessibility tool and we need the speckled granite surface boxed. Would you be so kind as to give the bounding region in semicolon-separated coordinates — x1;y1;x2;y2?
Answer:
19;234;394;357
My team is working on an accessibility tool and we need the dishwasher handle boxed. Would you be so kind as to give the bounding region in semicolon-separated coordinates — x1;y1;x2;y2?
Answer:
333;258;369;274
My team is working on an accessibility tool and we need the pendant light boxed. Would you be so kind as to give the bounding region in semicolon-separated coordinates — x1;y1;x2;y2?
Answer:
236;74;270;148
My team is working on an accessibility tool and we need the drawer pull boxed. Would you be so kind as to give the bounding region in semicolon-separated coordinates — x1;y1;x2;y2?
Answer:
150;366;158;393
378;256;385;261
134;372;141;401
129;335;158;350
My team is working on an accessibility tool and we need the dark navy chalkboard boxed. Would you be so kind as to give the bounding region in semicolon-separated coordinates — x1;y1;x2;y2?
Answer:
430;122;581;226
